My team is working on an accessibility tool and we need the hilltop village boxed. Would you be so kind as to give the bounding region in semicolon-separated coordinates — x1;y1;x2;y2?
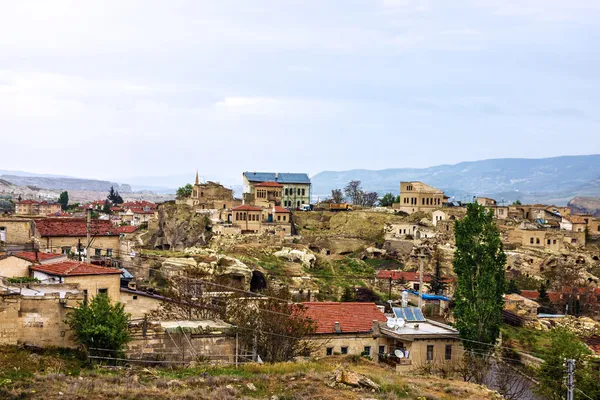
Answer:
1;171;600;399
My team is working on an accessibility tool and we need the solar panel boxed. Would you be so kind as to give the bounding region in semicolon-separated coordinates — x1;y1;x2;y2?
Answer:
393;307;426;322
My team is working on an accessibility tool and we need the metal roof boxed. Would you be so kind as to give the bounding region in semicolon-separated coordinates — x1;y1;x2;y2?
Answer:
243;172;310;184
392;307;426;322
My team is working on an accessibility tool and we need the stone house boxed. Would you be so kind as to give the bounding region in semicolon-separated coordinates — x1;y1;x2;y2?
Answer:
302;302;390;361
120;287;163;319
560;215;588;232
393;182;447;214
504;293;539;320
377;270;454;296
30;261;122;303
225;204;292;236
15;200;61;216
252;182;283;208
243;172;311;209
0;217;36;251
0;251;67;278
34;218;120;258
380;307;463;371
184;172;241;210
386;223;436;240
488;206;509;220
521;229;586;250
431;208;466;228
476;197;497;206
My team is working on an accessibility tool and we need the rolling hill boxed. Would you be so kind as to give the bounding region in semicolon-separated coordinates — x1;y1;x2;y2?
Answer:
311;155;600;205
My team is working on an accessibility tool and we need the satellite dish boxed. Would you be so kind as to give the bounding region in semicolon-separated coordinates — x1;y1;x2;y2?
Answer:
386;318;397;329
395;318;406;329
394;350;404;358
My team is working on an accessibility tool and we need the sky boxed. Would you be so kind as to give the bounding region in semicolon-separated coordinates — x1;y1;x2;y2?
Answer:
1;0;599;187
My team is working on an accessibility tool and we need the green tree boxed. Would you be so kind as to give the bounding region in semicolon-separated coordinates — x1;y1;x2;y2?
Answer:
107;186;124;204
176;183;194;199
453;203;506;355
58;191;69;211
535;327;600;400
511;199;522;205
379;193;397;207
66;294;131;356
505;279;520;294
102;199;112;214
428;246;448;295
340;286;355;302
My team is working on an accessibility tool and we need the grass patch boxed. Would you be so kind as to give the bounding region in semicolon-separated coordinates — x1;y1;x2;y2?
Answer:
140;249;189;258
501;324;554;359
363;258;404;270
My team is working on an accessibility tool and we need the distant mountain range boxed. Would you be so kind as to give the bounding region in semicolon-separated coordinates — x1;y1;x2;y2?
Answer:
311;155;600;206
0;174;132;193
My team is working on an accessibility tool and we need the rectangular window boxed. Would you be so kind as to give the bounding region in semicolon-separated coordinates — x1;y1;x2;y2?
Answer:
530;237;534;244
341;346;348;355
547;239;551;245
95;248;102;256
83;289;88;305
445;345;452;360
414;283;420;291
133;295;138;300
363;346;371;356
98;288;108;295
326;347;333;356
106;249;113;257
302;189;305;196
378;345;386;356
426;345;434;361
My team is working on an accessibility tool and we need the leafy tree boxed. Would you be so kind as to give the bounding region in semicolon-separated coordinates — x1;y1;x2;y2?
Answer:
344;180;363;205
535;328;600;400
512;199;522;205
226;287;317;363
102;199;112;214
66;294;131;356
453;203;506;355
379;193;397;207
176;183;194;199
58;191;69;210
505;280;520;294
428;246;448;295
363;192;379;207
354;287;381;302
330;189;344;204
340;286;355;302
107;186;124;204
153;268;225;320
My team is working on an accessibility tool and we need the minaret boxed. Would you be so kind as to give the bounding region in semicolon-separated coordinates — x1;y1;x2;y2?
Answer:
195;170;199;185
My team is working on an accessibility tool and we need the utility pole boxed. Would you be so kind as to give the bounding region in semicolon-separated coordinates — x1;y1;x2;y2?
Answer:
86;207;91;264
388;276;392;301
566;359;574;400
418;250;424;309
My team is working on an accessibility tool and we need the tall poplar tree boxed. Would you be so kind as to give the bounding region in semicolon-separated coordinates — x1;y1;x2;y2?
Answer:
453;203;506;354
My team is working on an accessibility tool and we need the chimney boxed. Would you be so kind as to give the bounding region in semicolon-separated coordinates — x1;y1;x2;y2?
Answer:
275;172;279;181
414;324;419;330
334;321;341;333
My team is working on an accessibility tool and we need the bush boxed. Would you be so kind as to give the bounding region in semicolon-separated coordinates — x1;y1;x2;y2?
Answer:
66;294;131;357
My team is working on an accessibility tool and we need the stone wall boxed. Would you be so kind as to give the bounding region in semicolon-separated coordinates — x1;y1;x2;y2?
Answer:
120;291;162;319
0;256;31;277
0;294;20;345
0;291;81;347
126;321;236;363
0;218;35;245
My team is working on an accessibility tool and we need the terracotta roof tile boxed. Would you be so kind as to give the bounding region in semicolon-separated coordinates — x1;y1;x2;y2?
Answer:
30;261;122;276
115;225;139;234
14;252;64;263
35;218;119;237
302;302;386;334
274;206;289;213
232;205;263;212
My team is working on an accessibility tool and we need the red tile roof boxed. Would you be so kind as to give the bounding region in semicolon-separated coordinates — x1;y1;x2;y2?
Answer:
35;218;119;237
232;205;263;212
274;206;289;213
255;181;283;188
520;289;563;304
115;225;139;234
302;302;386;334
14;252;64;263
122;201;156;208
30;261;122;276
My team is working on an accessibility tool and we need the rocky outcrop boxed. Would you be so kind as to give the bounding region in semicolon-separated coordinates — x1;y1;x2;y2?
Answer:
149;203;212;251
332;369;380;390
273;248;316;268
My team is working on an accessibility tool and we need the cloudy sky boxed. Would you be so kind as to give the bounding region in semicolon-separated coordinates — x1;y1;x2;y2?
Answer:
1;0;599;186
